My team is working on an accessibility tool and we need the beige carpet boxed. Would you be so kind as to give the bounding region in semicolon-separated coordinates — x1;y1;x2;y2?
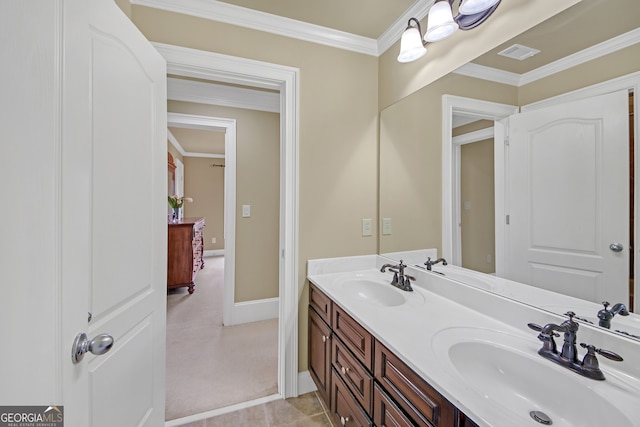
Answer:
165;256;278;421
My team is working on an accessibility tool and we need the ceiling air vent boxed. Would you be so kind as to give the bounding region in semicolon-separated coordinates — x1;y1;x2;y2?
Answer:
498;44;540;61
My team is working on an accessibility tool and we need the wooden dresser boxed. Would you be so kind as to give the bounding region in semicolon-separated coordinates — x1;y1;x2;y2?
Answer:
167;217;205;294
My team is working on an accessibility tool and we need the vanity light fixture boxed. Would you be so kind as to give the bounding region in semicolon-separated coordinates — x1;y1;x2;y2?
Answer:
425;0;458;42
397;18;428;63
459;0;500;15
398;0;501;63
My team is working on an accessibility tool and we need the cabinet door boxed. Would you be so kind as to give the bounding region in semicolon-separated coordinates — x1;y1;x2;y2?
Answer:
309;307;332;403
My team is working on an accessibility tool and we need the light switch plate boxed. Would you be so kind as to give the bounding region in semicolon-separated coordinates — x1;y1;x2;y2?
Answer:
382;218;392;235
242;205;251;217
362;218;372;236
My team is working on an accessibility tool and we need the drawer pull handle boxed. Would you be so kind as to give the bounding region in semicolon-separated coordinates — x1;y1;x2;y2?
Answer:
341;366;350;375
340;416;350;426
322;335;328;343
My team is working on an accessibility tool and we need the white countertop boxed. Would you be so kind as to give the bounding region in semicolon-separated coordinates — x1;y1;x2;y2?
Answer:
307;255;640;427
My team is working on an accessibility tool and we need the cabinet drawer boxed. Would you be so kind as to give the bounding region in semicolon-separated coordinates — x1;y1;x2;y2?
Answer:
375;342;455;427
332;305;373;371
331;368;372;427
373;383;414;427
332;336;373;415
309;283;332;326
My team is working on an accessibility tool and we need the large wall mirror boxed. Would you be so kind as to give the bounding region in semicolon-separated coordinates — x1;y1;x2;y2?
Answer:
379;0;640;339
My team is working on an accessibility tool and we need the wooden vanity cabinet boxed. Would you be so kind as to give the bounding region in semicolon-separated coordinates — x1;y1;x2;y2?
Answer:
167;217;205;294
308;282;480;427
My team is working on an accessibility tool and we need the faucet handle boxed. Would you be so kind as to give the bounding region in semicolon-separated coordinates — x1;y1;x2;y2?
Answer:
580;343;623;362
527;323;559;337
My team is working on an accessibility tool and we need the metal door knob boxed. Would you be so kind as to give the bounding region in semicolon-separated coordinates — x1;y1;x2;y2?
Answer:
71;332;114;364
609;243;624;252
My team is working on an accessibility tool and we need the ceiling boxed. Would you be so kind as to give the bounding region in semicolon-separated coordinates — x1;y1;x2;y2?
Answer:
217;0;417;40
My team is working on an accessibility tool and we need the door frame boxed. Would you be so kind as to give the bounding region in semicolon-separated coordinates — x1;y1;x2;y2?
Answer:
442;71;640;310
156;43;300;399
441;95;518;270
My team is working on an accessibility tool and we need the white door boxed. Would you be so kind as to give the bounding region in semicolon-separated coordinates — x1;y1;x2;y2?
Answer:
61;1;167;426
506;90;629;304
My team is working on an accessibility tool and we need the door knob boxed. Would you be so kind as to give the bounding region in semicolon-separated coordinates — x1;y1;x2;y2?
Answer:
609;243;624;252
71;332;114;364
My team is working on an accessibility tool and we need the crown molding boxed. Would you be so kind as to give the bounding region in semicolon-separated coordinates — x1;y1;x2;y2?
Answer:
168;77;280;112
131;0;379;55
377;0;434;55
454;27;640;87
453;62;521;86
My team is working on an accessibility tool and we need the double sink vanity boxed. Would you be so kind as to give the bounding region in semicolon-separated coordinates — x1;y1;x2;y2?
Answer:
307;254;640;427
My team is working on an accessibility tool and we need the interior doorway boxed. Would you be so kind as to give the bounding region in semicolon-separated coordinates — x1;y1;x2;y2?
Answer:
157;43;301;425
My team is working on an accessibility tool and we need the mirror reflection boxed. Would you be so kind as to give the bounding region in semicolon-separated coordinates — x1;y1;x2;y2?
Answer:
379;0;640;339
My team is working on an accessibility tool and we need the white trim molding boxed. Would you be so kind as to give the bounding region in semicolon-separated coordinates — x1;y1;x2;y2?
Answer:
132;0;379;55
297;371;317;396
230;297;279;325
168;77;280;113
442;95;518;267
156;43;300;399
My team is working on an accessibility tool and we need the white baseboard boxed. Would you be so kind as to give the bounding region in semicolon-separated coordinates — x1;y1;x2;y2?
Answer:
228;297;279;325
297;371;317;395
203;249;224;257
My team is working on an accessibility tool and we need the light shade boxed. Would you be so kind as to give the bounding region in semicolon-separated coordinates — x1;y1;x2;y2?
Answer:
459;0;500;15
425;0;458;42
397;24;427;63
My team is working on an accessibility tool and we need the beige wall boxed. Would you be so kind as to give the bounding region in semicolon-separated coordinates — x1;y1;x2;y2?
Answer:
129;5;379;371
182;156;225;252
379;74;517;254
460;139;495;273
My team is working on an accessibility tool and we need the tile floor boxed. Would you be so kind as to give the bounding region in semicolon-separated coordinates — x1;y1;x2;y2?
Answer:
177;392;338;427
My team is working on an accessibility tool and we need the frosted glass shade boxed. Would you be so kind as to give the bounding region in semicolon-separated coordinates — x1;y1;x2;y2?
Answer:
459;0;500;15
397;26;427;63
425;1;458;42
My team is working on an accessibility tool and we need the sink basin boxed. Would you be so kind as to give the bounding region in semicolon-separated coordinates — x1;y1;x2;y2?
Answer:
335;274;425;308
340;279;406;307
431;328;635;426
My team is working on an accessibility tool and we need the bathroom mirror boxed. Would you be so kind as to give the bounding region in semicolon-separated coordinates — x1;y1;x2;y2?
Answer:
379;0;640;338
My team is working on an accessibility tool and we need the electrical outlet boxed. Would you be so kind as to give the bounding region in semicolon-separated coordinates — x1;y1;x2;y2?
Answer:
382;218;392;235
212;237;216;244
362;219;372;236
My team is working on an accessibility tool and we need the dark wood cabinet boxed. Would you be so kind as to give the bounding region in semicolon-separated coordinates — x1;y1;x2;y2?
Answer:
309;304;332;404
308;282;479;427
167;217;205;294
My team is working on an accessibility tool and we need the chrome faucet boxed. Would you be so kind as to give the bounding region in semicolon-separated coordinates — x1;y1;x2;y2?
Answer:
597;301;629;329
424;257;447;271
528;311;623;380
380;260;415;292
